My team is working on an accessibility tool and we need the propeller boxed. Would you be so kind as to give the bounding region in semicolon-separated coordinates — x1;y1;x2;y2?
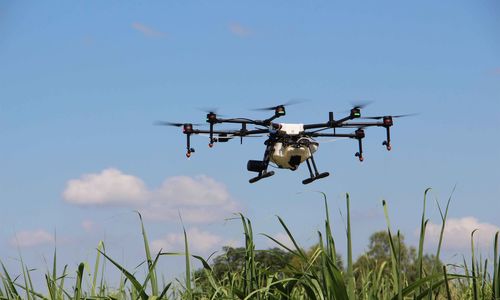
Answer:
197;107;226;117
360;113;417;120
252;98;308;111
350;100;373;110
322;137;350;143
338;100;373;114
153;121;204;127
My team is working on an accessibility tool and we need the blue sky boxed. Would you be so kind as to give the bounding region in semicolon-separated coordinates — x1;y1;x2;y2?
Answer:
1;0;499;286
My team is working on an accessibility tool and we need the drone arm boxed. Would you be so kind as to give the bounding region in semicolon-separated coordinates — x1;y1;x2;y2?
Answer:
340;122;383;127
356;138;364;161
303;123;330;130
194;128;269;135
186;133;194;157
383;125;392;150
342;121;393;150
303;111;363;130
309;130;365;162
209;123;214;146
237;128;269;136
215;118;265;126
307;132;357;138
263;114;281;124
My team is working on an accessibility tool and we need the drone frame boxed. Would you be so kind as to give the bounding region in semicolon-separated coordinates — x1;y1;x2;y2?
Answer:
161;104;400;184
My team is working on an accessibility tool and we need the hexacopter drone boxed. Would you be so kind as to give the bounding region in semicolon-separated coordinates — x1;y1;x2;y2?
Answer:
156;102;412;184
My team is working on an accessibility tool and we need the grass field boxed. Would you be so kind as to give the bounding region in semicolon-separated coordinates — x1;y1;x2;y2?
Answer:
1;190;499;299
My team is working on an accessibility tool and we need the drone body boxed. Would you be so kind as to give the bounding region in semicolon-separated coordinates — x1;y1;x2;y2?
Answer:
157;103;411;184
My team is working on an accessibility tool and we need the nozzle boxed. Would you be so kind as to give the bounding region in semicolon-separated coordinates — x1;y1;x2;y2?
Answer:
382;141;391;151
355;152;364;162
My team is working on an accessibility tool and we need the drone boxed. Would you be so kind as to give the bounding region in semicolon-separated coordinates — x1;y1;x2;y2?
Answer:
156;102;412;184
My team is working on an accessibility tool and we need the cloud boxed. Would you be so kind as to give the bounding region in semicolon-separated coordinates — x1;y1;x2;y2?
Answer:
151;227;224;254
63;169;241;223
142;175;240;223
10;229;54;248
132;22;167;38
63;168;148;206
81;220;96;232
228;22;252;37
268;232;295;250
425;217;499;250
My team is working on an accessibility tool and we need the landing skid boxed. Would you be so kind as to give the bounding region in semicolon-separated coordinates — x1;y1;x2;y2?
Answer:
302;172;329;184
302;154;329;184
249;171;275;183
248;138;276;184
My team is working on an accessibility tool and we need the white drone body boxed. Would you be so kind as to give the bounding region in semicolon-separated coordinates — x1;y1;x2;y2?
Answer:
270;123;318;170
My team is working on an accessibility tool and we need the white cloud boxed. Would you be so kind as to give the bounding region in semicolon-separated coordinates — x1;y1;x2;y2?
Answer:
142;175;240;223
132;22;166;38
268;232;295;250
151;227;224;254
63;168;148;206
228;22;252;37
81;220;96;232
425;217;499;250
10;229;54;248
63;169;241;224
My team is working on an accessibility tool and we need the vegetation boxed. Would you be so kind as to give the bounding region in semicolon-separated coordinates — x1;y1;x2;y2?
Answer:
1;190;499;299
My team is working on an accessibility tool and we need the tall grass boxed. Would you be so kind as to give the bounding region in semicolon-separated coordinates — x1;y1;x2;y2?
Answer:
1;190;498;299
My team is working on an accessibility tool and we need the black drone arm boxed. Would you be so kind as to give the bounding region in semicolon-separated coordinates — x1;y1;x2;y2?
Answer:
307;132;357;138
303;110;363;130
308;128;367;161
190;128;269;136
339;122;383;127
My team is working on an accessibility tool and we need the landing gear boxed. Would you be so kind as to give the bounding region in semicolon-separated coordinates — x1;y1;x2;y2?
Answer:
249;170;275;183
248;139;275;183
302;153;329;185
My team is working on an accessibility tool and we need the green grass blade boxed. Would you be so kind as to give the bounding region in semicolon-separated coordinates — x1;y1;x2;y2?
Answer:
417;188;431;294
1;262;19;297
57;265;68;300
74;262;84;300
345;193;355;300
471;229;479;300
391;272;467;300
383;200;400;297
52;242;57;297
19;253;31;300
137;212;158;296
442;265;452;300
98;249;149;300
434;187;454;272
91;241;104;296
494;231;499;300
275;216;307;260
158;282;172;299
320;192;338;266
183;226;192;299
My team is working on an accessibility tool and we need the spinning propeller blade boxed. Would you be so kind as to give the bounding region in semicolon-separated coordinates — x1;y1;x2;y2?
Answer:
154;121;204;127
322;137;350;143
197;107;226;117
252;98;308;111
360;113;417;120
350;100;373;110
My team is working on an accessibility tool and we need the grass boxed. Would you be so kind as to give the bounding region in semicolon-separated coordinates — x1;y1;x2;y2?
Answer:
1;190;499;299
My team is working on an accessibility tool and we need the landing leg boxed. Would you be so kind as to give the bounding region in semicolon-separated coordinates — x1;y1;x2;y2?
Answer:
248;139;275;183
302;154;329;185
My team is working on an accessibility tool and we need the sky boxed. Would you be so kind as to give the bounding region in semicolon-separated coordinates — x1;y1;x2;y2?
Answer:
1;0;500;288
